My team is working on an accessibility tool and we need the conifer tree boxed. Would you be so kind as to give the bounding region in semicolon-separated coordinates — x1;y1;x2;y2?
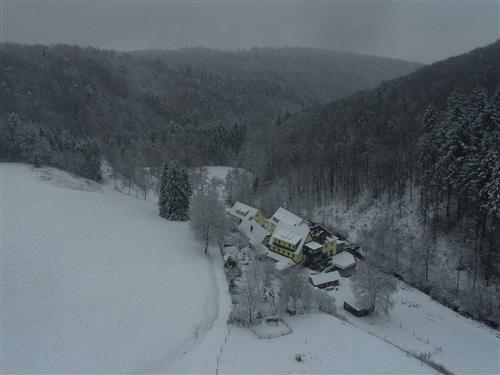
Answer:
417;105;439;219
158;160;192;221
76;139;102;181
158;161;170;218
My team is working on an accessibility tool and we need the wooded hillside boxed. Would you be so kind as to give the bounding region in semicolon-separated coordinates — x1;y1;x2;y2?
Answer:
0;43;421;175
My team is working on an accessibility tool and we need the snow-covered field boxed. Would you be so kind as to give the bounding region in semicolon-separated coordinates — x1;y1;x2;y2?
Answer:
328;278;500;374
316;190;499;374
219;313;431;374
1;163;217;373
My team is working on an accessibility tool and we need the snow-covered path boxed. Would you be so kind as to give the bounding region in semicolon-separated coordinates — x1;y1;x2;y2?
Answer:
169;245;233;373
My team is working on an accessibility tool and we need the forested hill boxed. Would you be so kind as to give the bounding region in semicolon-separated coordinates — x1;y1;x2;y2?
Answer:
243;41;499;325
0;43;421;177
250;40;499;200
133;47;423;103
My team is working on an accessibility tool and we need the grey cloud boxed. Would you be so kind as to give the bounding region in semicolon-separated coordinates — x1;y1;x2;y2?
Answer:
1;0;498;63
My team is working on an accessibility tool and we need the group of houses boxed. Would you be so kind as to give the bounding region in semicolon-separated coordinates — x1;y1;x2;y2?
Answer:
225;201;357;287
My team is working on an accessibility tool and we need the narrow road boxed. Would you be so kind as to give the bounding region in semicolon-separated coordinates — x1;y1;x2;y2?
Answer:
168;245;233;373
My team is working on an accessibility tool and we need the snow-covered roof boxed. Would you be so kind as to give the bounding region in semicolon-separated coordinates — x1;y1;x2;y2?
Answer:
269;222;310;254
226;201;259;220
331;251;357;270
270;207;303;226
305;241;322;250
326;235;338;242
310;271;341;286
260;248;295;271
238;217;270;247
344;298;370;311
273;229;301;246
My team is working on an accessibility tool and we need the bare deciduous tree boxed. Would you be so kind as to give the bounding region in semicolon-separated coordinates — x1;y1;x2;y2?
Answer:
189;178;228;254
351;259;397;316
280;266;310;312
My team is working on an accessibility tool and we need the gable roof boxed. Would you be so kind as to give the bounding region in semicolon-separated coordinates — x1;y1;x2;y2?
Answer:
310;271;341;286
305;241;322;250
226;201;259;221
270;207;303;226
238;217;270;247
269;222;310;254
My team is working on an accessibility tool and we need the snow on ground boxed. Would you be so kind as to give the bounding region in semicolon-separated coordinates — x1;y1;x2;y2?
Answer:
3;163;497;374
35;165;103;192
316;189;499;374
1;163;217;373
327;277;500;374
219;313;431;373
170;249;432;373
169;245;233;373
171;243;429;374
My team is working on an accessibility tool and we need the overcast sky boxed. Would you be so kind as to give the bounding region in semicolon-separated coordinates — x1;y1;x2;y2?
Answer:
0;0;498;63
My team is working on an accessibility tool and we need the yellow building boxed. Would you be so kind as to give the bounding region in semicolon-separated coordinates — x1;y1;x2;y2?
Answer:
225;201;267;227
228;203;345;266
267;222;312;264
322;237;338;256
309;223;339;256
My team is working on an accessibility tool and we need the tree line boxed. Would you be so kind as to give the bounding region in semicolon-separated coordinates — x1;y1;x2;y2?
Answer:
418;88;499;288
1;112;101;181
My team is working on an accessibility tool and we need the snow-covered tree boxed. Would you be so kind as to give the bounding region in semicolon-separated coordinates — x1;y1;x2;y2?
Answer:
417;105;440;220
225;167;254;205
77;138;102;181
189;178;228;253
158;161;170;216
189;166;209;194
482;158;500;214
351;259;397;316
158;160;192;221
279;266;310;312
233;260;264;326
313;288;336;315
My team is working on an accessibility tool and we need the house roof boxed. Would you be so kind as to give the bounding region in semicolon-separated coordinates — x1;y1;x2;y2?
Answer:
331;251;357;270
305;241;322;250
270;207;303;226
238;217;269;247
269;222;310;254
226;201;259;220
310;271;341;286
261;248;295;271
273;230;301;246
344;298;371;311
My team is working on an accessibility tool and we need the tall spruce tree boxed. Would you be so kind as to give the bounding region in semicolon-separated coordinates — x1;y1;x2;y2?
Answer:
158;161;170;218
158;160;192;221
